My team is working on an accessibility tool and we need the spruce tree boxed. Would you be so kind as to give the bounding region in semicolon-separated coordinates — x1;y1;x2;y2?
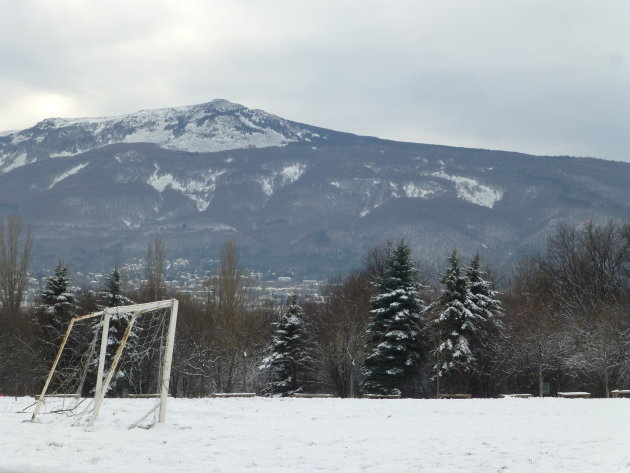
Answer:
96;267;136;396
362;240;426;396
39;261;76;335
465;253;503;394
466;254;502;333
100;267;133;309
259;294;313;395
433;250;478;390
37;261;79;370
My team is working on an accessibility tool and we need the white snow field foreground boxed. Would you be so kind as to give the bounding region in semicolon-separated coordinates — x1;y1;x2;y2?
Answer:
1;396;629;473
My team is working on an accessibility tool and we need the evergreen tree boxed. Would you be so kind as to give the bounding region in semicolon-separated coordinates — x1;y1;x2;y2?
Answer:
36;261;80;373
99;267;133;309
466;254;502;332
39;261;76;335
259;294;313;395
433;250;479;391
465;253;503;395
362;240;426;396
95;267;137;396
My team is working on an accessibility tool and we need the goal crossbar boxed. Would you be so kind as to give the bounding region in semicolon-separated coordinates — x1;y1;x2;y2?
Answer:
31;299;179;425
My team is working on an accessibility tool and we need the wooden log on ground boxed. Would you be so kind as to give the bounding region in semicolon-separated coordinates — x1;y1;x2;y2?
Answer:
499;394;533;398
126;393;163;398
557;392;591;398
361;394;402;399
290;393;334;398
438;393;472;399
35;394;79;400
211;392;257;398
611;389;630;398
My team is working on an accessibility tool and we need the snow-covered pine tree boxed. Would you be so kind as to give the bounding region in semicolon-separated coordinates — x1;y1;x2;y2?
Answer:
95;267;137;396
362;240;426;396
259;294;313;396
465;253;503;395
433;250;479;392
100;267;133;309
466;254;502;338
36;261;81;373
39;261;76;338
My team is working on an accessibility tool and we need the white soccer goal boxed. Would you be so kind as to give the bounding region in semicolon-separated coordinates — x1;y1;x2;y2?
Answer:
31;299;178;426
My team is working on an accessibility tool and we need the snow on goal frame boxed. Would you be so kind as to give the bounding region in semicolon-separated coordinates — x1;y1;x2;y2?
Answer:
31;299;178;426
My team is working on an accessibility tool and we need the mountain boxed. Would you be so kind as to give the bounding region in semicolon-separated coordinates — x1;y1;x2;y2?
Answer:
1;99;629;278
0;99;322;173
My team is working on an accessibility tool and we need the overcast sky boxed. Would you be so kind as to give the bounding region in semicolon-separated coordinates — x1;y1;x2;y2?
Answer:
1;0;628;161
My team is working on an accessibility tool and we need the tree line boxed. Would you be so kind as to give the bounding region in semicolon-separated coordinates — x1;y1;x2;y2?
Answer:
0;216;629;398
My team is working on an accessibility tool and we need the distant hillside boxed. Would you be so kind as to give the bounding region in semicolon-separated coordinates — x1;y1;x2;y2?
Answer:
1;99;629;277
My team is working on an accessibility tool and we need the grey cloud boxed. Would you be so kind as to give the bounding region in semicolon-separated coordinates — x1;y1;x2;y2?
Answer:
0;0;628;161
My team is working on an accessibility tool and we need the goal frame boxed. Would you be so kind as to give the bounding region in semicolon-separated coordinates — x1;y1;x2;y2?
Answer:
31;299;179;425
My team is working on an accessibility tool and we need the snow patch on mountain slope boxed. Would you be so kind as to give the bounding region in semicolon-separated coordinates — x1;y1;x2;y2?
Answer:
432;171;503;208
257;176;275;196
402;182;435;199
147;171;174;193
122;219;141;230
389;182;401;199
48;163;89;190
1;153;28;173
389;181;438;200
256;163;306;196
281;163;306;184
207;223;237;232
147;166;226;211
50;150;90;158
113;151;141;163
330;177;382;192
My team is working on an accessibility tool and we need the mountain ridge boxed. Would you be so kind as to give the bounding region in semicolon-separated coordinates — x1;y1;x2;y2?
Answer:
1;99;629;278
0;99;329;174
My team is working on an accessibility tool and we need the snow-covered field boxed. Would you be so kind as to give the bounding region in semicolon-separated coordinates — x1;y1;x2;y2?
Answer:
1;396;628;472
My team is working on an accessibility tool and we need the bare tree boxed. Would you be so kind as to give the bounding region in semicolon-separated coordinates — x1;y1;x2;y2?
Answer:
0;215;32;317
362;242;391;281
310;271;373;397
500;257;567;396
169;294;216;397
0;314;43;395
205;240;258;392
530;221;630;395
145;236;165;301
539;220;630;318
564;304;629;397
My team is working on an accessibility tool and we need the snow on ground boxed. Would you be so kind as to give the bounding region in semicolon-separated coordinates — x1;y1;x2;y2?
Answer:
1;397;628;473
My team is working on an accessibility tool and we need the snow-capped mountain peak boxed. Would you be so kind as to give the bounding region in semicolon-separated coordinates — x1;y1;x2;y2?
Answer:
0;99;323;174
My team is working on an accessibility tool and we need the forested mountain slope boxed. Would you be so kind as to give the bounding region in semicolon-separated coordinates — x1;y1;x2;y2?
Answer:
1;100;629;275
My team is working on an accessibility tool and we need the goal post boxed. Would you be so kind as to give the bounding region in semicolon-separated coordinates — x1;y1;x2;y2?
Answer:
31;310;106;420
159;299;178;423
31;299;179;425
